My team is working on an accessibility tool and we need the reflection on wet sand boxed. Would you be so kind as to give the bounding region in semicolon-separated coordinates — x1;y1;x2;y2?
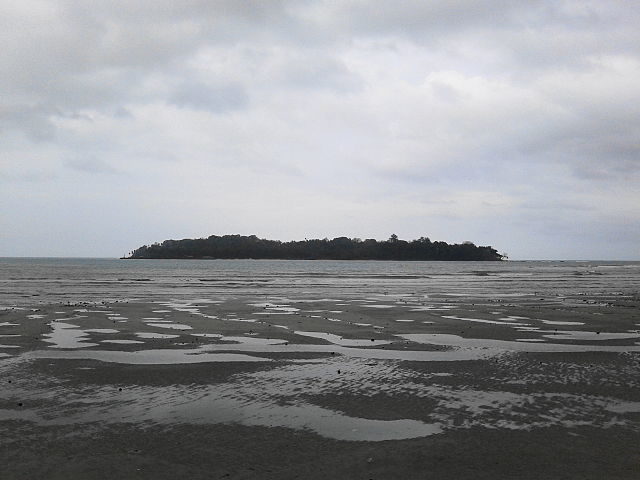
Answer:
0;289;638;444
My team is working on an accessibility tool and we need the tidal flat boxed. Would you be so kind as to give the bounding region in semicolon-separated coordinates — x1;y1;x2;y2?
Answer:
1;259;639;479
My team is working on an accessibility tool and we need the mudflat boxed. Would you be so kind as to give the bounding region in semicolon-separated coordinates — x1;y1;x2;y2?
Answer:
1;262;640;479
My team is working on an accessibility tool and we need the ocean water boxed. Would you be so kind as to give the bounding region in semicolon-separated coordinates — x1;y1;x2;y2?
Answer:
1;258;639;307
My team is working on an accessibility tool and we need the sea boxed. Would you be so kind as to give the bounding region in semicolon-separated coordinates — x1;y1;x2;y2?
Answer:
1;257;639;307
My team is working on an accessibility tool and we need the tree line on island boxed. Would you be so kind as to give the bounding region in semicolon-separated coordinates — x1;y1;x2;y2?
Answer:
125;234;505;261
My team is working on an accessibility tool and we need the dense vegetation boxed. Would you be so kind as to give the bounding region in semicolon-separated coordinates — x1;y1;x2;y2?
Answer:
126;234;504;261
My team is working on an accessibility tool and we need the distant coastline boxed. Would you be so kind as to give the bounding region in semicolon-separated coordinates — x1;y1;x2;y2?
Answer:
124;234;505;261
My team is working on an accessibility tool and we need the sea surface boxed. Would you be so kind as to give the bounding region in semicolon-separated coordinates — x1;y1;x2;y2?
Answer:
2;258;639;307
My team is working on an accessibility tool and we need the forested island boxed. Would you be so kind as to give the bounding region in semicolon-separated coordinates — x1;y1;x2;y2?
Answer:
125;234;505;261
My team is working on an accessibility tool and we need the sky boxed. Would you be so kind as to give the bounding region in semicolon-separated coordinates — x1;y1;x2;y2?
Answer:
1;0;639;260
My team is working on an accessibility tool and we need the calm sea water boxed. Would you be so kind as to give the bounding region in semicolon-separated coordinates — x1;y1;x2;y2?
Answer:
1;258;638;307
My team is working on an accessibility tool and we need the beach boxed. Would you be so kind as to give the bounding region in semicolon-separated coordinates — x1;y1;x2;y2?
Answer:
1;259;639;478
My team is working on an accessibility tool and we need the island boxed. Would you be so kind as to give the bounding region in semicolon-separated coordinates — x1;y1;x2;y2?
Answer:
124;234;505;261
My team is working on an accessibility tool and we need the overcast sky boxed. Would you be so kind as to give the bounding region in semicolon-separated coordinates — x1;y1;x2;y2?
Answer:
1;1;639;259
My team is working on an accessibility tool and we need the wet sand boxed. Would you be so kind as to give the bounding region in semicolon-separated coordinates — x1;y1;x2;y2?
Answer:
1;291;640;479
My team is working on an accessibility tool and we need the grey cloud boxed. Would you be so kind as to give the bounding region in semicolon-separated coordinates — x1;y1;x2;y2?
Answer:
0;170;59;183
169;81;249;113
113;106;133;118
0;1;309;141
277;55;363;93
333;0;529;35
66;158;120;175
1;104;58;141
331;1;640;76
